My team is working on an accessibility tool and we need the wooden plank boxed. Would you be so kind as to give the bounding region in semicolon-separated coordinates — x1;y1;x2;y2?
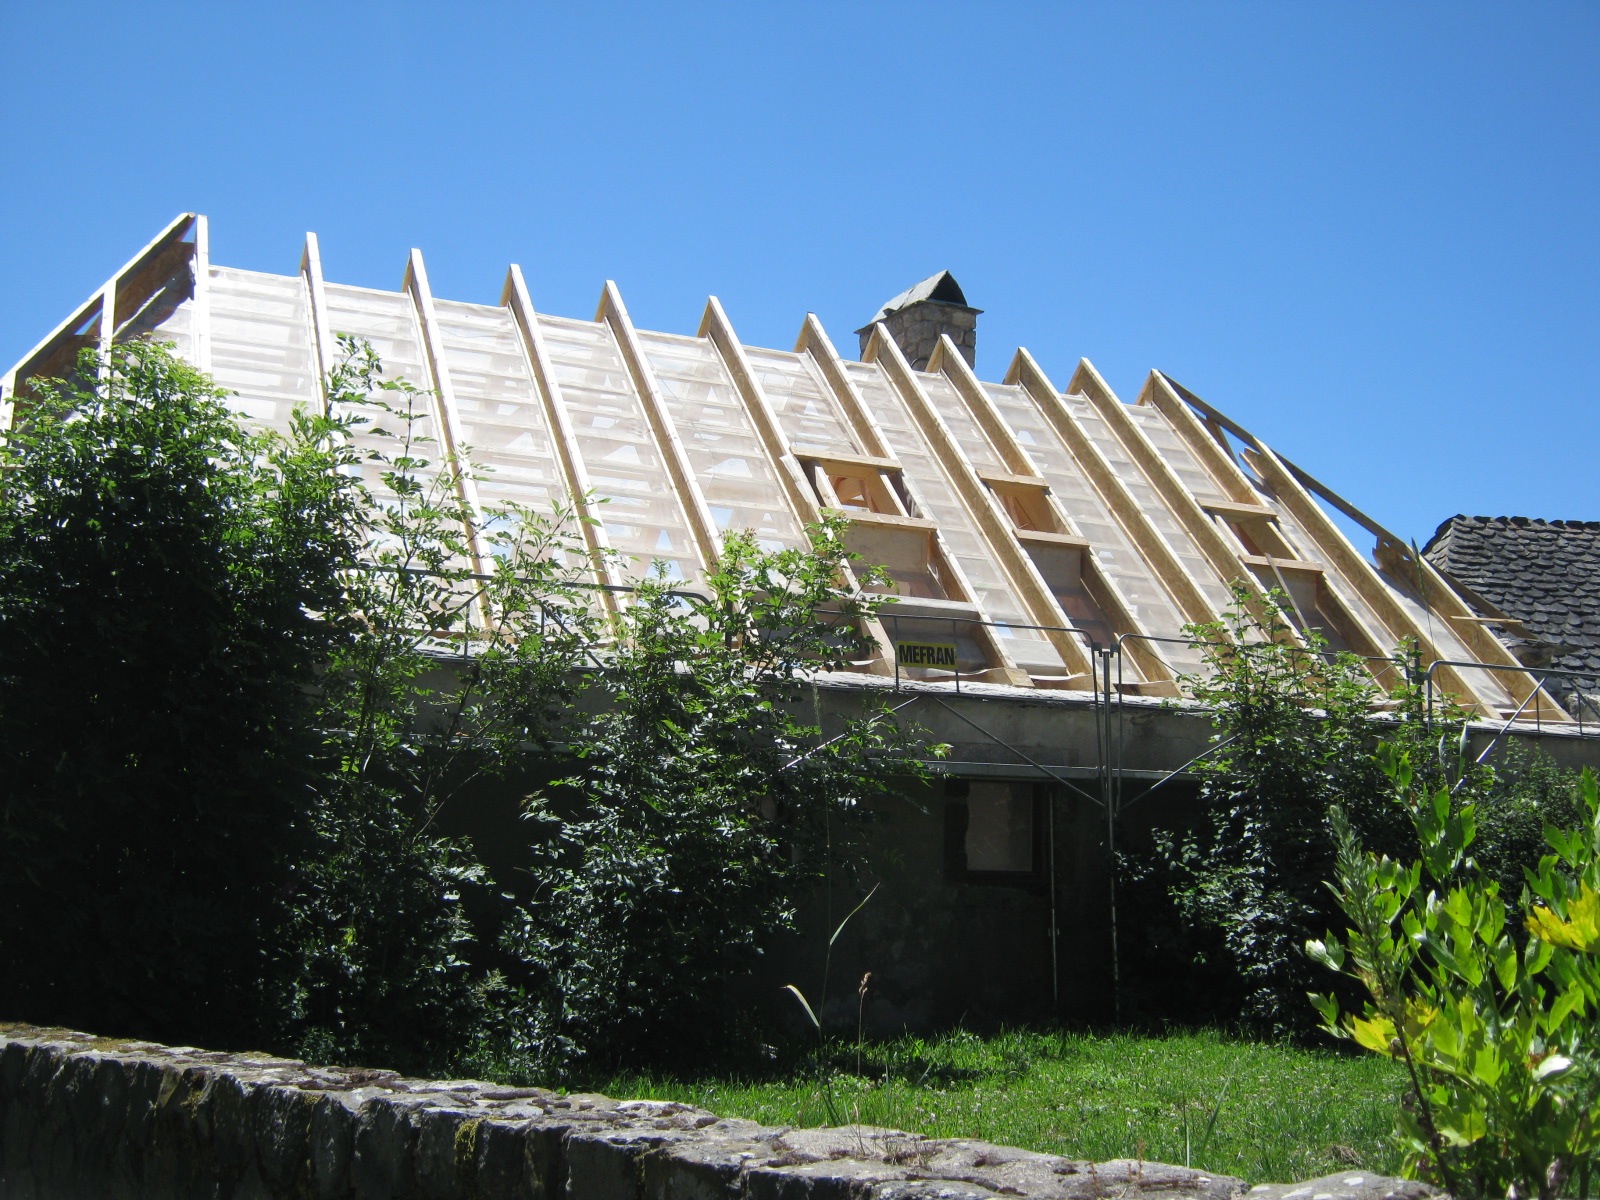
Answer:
299;232;337;408
798;450;902;474
501;265;620;607
978;468;1051;491
1016;529;1093;551
1201;499;1276;520
1137;371;1263;504
937;336;1177;689
597;280;720;575
404;249;494;623
1008;348;1219;629
1240;554;1323;574
843;508;939;533
867;325;1093;684
1069;358;1289;636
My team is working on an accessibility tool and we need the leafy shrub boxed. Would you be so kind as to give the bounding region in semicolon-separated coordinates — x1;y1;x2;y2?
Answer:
1310;749;1600;1198
0;343;360;1048
0;338;933;1075
1143;587;1418;1037
502;520;937;1076
280;341;597;1069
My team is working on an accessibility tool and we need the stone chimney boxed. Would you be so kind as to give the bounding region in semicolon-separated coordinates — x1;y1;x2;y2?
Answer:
857;271;980;371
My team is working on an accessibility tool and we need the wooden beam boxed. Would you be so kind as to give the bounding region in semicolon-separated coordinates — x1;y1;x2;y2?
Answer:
1137;371;1262;505
793;314;895;460
299;232;337;409
501;265;621;608
597;281;721;575
935;336;1177;691
190;215;212;376
403;248;494;617
698;296;819;525
926;335;1039;477
867;324;1094;683
1007;348;1219;630
1069;358;1289;637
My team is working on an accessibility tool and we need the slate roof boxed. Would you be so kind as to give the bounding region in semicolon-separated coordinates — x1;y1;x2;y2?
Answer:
1423;515;1600;682
865;270;974;323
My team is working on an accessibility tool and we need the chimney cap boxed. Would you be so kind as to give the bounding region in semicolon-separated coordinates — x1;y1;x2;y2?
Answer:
865;270;978;324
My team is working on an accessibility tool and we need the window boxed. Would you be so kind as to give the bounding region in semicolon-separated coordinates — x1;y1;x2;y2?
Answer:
944;779;1044;884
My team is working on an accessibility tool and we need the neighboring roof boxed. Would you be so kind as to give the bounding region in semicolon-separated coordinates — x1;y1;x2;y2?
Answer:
866;271;974;323
1424;515;1600;678
0;213;1571;722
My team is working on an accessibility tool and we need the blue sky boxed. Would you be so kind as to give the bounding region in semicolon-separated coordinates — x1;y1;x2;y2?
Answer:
3;2;1595;546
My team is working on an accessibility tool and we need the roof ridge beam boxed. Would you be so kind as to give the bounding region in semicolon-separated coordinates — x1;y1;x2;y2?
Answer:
501;266;621;607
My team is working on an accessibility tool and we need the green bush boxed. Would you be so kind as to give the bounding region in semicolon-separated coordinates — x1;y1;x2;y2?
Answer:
1142;587;1416;1037
0;342;361;1049
502;520;936;1076
0;337;931;1074
1310;750;1600;1198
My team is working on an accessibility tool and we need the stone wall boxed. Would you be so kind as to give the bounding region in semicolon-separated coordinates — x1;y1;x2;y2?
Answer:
861;301;978;371
0;1024;1434;1200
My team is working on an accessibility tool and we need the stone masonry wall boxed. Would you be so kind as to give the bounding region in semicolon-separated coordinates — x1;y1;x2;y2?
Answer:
863;302;978;371
0;1024;1434;1200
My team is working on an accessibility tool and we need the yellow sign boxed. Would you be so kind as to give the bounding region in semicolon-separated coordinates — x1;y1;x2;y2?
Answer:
896;641;958;668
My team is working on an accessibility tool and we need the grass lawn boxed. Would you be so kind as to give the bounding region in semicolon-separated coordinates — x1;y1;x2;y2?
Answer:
591;1028;1407;1184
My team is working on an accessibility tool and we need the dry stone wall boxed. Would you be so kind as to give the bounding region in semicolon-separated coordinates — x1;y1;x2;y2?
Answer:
0;1024;1436;1200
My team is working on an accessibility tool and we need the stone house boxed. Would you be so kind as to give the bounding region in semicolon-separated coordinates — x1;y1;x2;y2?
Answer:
6;213;1596;1027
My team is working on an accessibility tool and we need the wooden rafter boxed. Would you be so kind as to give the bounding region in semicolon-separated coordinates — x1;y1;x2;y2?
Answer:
299;232;337;409
1007;349;1219;633
501;265;621;609
404;248;494;620
597;281;721;576
868;326;1094;683
931;338;1178;692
